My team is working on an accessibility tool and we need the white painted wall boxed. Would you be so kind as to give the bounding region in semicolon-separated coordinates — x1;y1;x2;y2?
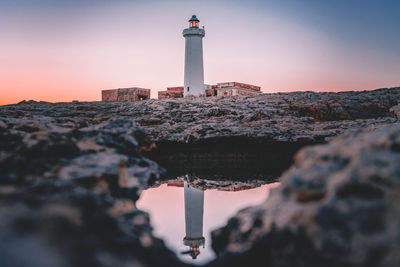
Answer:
183;27;205;97
184;181;204;240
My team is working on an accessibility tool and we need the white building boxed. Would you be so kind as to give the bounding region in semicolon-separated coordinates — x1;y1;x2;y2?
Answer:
183;15;205;97
183;181;205;259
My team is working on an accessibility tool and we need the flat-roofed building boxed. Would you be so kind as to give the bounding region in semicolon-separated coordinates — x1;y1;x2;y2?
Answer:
102;87;150;101
158;87;184;99
216;82;261;97
158;82;261;99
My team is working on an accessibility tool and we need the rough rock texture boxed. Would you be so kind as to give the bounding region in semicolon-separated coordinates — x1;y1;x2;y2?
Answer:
0;115;186;266
8;87;400;145
390;104;400;119
1;87;400;267
0;180;188;267
209;124;400;267
5;88;399;180
0;117;163;201
151;175;270;192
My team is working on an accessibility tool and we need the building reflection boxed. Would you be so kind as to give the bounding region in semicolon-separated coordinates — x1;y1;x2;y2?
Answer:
181;180;205;259
163;177;263;260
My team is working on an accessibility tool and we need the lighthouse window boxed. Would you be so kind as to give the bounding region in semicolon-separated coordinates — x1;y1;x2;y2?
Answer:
187;87;190;92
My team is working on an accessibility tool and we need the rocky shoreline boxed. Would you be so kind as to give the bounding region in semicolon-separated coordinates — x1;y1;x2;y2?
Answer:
1;87;400;266
208;124;400;267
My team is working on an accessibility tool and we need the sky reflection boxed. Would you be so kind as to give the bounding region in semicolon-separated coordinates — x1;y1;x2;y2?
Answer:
136;181;280;264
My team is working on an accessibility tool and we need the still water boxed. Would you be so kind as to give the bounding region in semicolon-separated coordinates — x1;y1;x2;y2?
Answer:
136;181;280;265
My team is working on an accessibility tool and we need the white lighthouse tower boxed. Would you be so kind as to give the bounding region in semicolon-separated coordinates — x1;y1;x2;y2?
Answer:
183;15;205;97
182;181;205;259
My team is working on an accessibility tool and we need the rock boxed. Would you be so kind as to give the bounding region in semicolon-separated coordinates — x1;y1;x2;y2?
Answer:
390;104;400;119
0;180;187;267
150;175;271;191
0;111;182;266
2;88;400;146
1;87;400;267
0;116;164;200
209;124;400;267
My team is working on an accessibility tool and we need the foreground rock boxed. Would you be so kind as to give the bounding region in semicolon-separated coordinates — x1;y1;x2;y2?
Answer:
0;117;163;200
0;116;186;266
0;180;187;267
210;124;400;267
1;87;400;266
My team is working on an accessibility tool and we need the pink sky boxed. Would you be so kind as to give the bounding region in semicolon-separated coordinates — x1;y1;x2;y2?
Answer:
1;1;399;105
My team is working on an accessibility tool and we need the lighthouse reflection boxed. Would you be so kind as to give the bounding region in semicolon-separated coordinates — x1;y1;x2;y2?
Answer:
181;181;205;259
135;178;279;264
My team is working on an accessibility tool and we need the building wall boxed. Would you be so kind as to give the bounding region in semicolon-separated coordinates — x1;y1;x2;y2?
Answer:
217;82;261;91
217;87;261;97
167;87;184;92
158;82;261;99
102;88;150;101
183;27;205;97
158;86;184;99
158;91;183;99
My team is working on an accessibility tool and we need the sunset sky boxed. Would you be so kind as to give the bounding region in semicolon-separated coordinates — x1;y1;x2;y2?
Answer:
1;0;399;105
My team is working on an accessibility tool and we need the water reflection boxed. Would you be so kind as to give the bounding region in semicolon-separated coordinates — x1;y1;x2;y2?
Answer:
136;178;279;265
182;181;205;259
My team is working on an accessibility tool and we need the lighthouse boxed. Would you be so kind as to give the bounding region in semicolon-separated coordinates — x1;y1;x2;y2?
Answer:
182;181;205;259
183;15;205;97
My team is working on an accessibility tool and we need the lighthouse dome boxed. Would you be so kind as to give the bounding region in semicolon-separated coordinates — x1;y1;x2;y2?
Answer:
189;15;200;22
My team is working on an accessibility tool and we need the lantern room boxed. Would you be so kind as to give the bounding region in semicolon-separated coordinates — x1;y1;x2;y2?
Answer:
189;15;199;28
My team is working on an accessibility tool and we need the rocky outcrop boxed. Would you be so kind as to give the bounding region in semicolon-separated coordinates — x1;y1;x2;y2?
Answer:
209;124;400;267
7;88;398;178
0;117;163;201
390;104;400;119
0;180;188;267
1;87;400;267
5;87;400;145
151;175;270;191
0;115;184;267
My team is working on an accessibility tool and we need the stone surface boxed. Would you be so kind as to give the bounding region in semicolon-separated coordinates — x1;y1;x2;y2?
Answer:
5;87;400;145
390;104;400;119
151;175;270;192
0;113;182;266
5;88;399;180
209;124;400;267
0;180;188;267
1;87;400;267
0;116;163;201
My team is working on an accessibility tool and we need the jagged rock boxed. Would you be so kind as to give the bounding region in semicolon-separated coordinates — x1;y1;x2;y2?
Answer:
390;104;400;119
150;175;270;191
1;87;400;267
0;114;181;266
0;180;187;267
2;87;400;146
209;124;400;267
0;117;164;200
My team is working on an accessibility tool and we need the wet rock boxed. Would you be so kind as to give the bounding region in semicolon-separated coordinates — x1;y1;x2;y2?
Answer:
2;88;400;147
150;175;271;191
390;104;400;119
0;115;164;200
0;108;182;266
1;87;400;267
209;124;400;267
0;180;187;267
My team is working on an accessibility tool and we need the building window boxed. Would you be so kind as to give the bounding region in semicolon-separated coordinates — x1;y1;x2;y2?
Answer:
187;87;190;92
